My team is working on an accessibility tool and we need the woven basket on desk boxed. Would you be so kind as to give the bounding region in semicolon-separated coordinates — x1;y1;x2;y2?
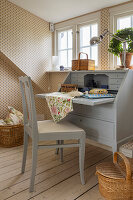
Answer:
61;84;78;92
96;152;133;200
72;52;95;71
0;124;24;147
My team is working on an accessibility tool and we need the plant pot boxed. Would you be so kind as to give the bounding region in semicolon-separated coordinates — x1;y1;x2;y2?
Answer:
120;53;133;68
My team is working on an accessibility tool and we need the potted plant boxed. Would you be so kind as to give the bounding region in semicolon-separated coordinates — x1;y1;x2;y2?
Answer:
108;28;133;68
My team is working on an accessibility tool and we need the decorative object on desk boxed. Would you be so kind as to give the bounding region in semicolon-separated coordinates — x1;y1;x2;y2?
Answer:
120;53;133;69
90;28;133;68
67;90;83;97
61;84;78;92
96;152;133;200
60;65;64;71
52;56;59;70
89;88;108;94
108;28;133;69
72;52;95;71
101;85;108;89
83;94;115;99
119;140;133;158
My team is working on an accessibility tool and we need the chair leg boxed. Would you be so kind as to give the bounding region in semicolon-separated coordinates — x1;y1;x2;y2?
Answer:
79;134;86;185
29;141;38;192
21;131;29;173
60;140;64;162
55;140;59;154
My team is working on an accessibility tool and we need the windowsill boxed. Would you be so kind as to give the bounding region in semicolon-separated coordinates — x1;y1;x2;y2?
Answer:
46;70;71;73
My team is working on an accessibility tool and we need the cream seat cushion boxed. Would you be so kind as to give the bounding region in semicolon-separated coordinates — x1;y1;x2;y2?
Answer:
37;120;83;134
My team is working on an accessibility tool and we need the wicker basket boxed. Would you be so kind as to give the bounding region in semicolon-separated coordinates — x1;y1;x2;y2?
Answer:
72;52;95;71
61;84;78;92
96;152;133;200
0;124;24;147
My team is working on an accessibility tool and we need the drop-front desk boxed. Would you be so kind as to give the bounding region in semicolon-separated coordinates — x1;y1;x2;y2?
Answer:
38;70;133;153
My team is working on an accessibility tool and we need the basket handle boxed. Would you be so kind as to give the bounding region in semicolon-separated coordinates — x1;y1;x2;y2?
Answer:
113;152;132;182
78;52;88;70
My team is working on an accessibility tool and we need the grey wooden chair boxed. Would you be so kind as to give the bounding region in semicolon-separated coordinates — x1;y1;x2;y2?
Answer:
19;76;86;192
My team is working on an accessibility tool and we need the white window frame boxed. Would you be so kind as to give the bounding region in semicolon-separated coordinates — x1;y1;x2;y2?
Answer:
77;21;99;67
110;3;133;69
56;27;73;68
54;12;100;70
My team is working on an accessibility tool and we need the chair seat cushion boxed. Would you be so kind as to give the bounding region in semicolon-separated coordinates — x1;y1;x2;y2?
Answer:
37;120;85;140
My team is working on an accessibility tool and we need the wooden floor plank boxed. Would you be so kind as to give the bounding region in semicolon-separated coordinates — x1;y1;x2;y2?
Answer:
0;146;102;191
0;149;111;200
0;140;78;168
76;185;104;200
0;145;96;181
0;142;112;200
0;147;79;183
30;156;112;200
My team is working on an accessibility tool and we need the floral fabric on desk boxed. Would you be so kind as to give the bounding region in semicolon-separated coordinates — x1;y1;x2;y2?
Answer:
45;93;74;123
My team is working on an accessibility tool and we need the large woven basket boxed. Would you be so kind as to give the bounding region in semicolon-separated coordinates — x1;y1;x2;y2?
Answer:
96;152;133;200
0;124;24;147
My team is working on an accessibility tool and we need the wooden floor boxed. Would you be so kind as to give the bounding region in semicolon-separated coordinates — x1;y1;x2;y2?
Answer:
0;141;112;200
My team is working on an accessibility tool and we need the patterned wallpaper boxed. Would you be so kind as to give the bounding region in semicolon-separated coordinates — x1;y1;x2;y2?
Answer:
100;8;110;70
0;0;52;119
1;0;52;92
0;52;48;119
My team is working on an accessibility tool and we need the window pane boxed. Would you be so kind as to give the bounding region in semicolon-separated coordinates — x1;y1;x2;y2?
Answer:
59;50;67;67
68;50;72;67
58;31;67;50
80;47;90;59
80;26;90;47
91;46;98;66
91;24;98;37
117;16;131;30
68;30;72;49
117;57;121;66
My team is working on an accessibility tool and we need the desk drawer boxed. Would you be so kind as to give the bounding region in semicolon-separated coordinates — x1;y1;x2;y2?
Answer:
108;72;125;79
73;103;115;122
109;78;123;85
68;114;114;141
109;84;120;90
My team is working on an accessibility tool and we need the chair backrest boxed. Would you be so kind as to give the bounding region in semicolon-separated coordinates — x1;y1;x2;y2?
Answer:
19;76;38;139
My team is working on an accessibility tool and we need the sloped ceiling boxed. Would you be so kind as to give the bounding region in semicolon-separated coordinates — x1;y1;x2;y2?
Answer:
8;0;130;23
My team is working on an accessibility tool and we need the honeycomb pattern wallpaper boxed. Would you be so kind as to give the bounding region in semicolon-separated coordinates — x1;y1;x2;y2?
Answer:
1;0;52;92
0;0;52;119
100;8;110;70
0;52;48;120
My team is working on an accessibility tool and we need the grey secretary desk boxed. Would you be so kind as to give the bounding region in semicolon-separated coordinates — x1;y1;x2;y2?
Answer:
63;69;133;153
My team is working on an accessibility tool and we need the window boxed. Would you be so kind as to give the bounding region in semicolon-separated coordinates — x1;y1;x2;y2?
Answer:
116;15;133;66
58;29;73;68
78;23;98;66
56;21;99;69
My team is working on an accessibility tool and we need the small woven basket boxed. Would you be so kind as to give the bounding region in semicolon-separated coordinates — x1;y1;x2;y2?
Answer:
96;152;133;200
0;124;24;147
61;84;78;92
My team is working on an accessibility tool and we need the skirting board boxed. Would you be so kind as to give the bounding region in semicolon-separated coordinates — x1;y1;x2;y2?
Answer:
86;138;112;152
